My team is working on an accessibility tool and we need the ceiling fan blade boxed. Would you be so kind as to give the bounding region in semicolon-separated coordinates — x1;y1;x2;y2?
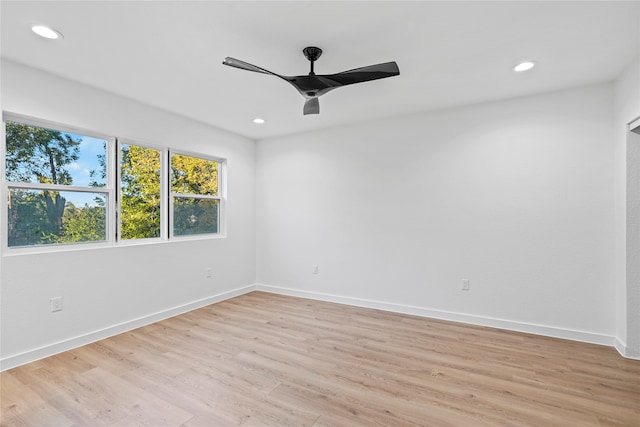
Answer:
222;57;276;76
323;61;400;87
303;98;319;115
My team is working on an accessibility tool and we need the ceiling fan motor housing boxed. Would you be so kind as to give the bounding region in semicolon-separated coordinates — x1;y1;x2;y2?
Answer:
303;46;323;63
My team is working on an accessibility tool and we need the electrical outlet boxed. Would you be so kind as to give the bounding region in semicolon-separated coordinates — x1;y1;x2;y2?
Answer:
206;268;212;278
50;296;63;312
461;279;470;291
312;265;319;275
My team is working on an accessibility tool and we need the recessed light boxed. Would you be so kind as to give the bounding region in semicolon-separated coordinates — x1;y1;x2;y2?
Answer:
31;25;63;40
514;61;535;72
253;118;265;124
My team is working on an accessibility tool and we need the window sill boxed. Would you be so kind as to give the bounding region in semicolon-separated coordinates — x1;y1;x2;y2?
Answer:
1;233;227;257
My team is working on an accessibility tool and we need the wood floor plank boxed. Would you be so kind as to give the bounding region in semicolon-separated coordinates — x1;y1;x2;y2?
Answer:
0;371;75;427
2;291;639;427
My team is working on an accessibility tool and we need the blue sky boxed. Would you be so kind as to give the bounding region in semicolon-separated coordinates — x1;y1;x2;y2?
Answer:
65;133;105;187
64;132;106;206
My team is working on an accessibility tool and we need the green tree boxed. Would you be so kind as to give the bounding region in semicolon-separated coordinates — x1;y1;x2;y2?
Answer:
173;198;219;236
120;145;161;239
171;153;218;195
59;201;106;243
5;121;81;244
6;189;50;247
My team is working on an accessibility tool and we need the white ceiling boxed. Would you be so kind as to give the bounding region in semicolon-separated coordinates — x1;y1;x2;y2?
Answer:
2;1;639;140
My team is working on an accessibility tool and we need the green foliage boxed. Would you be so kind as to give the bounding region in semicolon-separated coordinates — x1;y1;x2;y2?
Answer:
7;189;51;247
120;145;161;240
7;189;106;247
171;153;218;195
59;202;106;243
5;121;80;185
173;198;218;236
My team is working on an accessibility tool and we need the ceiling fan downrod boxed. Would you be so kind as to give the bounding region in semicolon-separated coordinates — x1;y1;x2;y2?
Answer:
303;46;322;75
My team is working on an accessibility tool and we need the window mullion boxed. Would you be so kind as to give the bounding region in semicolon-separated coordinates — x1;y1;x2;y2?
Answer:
164;148;171;240
6;181;111;194
171;193;220;201
1;120;6;252
109;137;118;243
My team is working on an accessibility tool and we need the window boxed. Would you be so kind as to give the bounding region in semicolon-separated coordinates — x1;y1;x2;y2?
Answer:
119;142;163;240
170;152;221;237
2;114;225;251
4;118;112;248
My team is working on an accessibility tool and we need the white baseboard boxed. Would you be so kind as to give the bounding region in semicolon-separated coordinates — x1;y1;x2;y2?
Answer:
615;337;640;360
4;283;636;371
256;284;622;351
0;285;256;372
615;338;627;358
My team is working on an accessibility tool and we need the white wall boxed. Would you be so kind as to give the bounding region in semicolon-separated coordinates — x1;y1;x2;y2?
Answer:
614;56;640;358
0;60;256;369
256;83;616;344
2;58;633;366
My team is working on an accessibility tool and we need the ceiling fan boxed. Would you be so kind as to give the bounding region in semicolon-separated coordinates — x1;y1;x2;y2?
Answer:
222;47;400;115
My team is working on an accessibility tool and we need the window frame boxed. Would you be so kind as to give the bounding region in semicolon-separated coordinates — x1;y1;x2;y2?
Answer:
2;113;116;253
168;149;226;240
116;139;168;244
2;113;227;254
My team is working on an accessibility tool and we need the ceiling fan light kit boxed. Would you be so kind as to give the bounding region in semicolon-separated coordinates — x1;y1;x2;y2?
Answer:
223;46;400;115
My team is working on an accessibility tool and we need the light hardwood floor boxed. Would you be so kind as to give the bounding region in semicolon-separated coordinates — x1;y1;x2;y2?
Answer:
1;291;639;426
